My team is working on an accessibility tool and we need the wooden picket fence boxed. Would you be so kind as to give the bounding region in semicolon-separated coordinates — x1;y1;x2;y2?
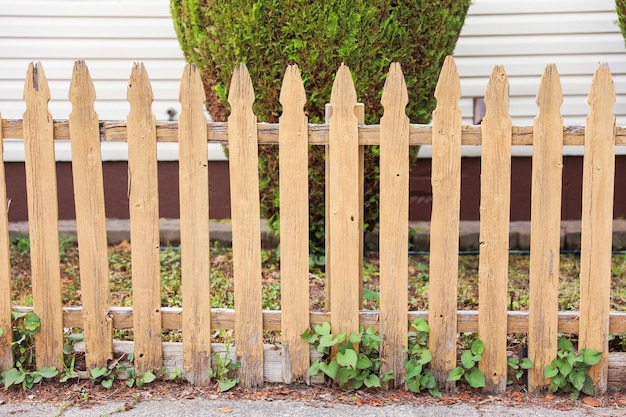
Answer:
1;56;626;394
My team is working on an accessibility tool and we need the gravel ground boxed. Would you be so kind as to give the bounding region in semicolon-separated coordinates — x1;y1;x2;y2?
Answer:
2;399;625;417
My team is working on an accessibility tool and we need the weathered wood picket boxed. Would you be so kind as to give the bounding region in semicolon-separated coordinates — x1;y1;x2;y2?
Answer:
1;56;626;395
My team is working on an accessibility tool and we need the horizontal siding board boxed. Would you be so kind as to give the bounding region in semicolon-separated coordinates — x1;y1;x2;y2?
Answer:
0;39;185;59
0;99;179;120
0;18;178;39
468;0;617;15
0;61;185;82
1;0;171;17
461;12;620;36
454;34;625;57
456;55;626;77
2;80;180;102
460;75;626;97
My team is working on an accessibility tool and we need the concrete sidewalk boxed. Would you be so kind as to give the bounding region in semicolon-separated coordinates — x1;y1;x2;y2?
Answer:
1;398;623;417
8;218;626;251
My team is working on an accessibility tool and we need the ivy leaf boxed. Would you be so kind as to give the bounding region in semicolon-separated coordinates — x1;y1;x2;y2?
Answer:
142;371;157;384
551;373;566;389
23;313;41;335
569;368;586;392
314;322;331;336
363;289;379;301
338;367;357;385
363;373;381;388
337;349;358;369
406;363;423;380
417;349;432;365
544;364;559;378
581;374;595;396
423;373;437;389
356;354;372;370
2;368;25;388
460;350;475;369
319;360;339;379
581;349;602;366
558;337;574;353
37;366;59;378
447;367;464;381
465;366;485;388
429;387;443;398
520;358;534;369
406;376;422;393
349;332;362;345
90;367;109;379
65;333;85;342
101;378;114;389
470;339;485;355
567;351;583;367
309;360;321;376
556;358;572;377
300;328;318;343
219;377;239;392
411;318;430;333
318;334;338;350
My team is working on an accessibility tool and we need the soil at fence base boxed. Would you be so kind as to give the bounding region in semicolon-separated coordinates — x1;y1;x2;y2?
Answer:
0;377;625;412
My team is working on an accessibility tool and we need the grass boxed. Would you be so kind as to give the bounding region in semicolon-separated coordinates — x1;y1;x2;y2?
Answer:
8;235;626;348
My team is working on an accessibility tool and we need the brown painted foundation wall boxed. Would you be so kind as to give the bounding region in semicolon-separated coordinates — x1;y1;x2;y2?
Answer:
4;156;626;222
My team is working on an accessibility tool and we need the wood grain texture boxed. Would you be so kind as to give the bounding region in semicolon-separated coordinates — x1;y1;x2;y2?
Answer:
578;63;616;395
178;64;212;385
22;62;64;370
68;61;113;369
428;56;462;391
228;63;264;388
126;63;163;374
16;305;626;336
477;65;512;394
278;65;310;384
379;63;409;387
0;113;13;372
328;64;361;339
528;64;563;391
5;118;626;147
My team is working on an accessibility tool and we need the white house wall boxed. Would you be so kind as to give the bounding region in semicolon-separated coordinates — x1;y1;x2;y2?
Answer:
454;0;626;125
1;0;625;161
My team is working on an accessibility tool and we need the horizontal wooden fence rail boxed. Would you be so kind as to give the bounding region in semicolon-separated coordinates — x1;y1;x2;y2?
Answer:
1;56;625;395
4;119;626;146
12;305;626;335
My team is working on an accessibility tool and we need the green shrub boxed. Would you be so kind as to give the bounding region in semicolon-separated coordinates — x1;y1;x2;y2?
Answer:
171;1;471;260
617;0;626;46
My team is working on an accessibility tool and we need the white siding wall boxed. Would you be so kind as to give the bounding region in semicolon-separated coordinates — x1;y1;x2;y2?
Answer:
454;0;626;126
1;0;625;160
0;0;184;120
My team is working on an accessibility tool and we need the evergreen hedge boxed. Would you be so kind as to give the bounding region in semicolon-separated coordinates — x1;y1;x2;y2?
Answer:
617;0;626;45
171;0;471;261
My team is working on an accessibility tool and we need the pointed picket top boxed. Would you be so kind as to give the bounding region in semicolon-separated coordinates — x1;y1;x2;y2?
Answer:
179;63;206;109
434;56;461;108
279;65;306;117
69;60;96;107
23;62;51;110
535;64;563;116
381;62;408;113
483;65;510;122
228;63;255;113
127;62;154;106
329;63;358;121
587;63;615;114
